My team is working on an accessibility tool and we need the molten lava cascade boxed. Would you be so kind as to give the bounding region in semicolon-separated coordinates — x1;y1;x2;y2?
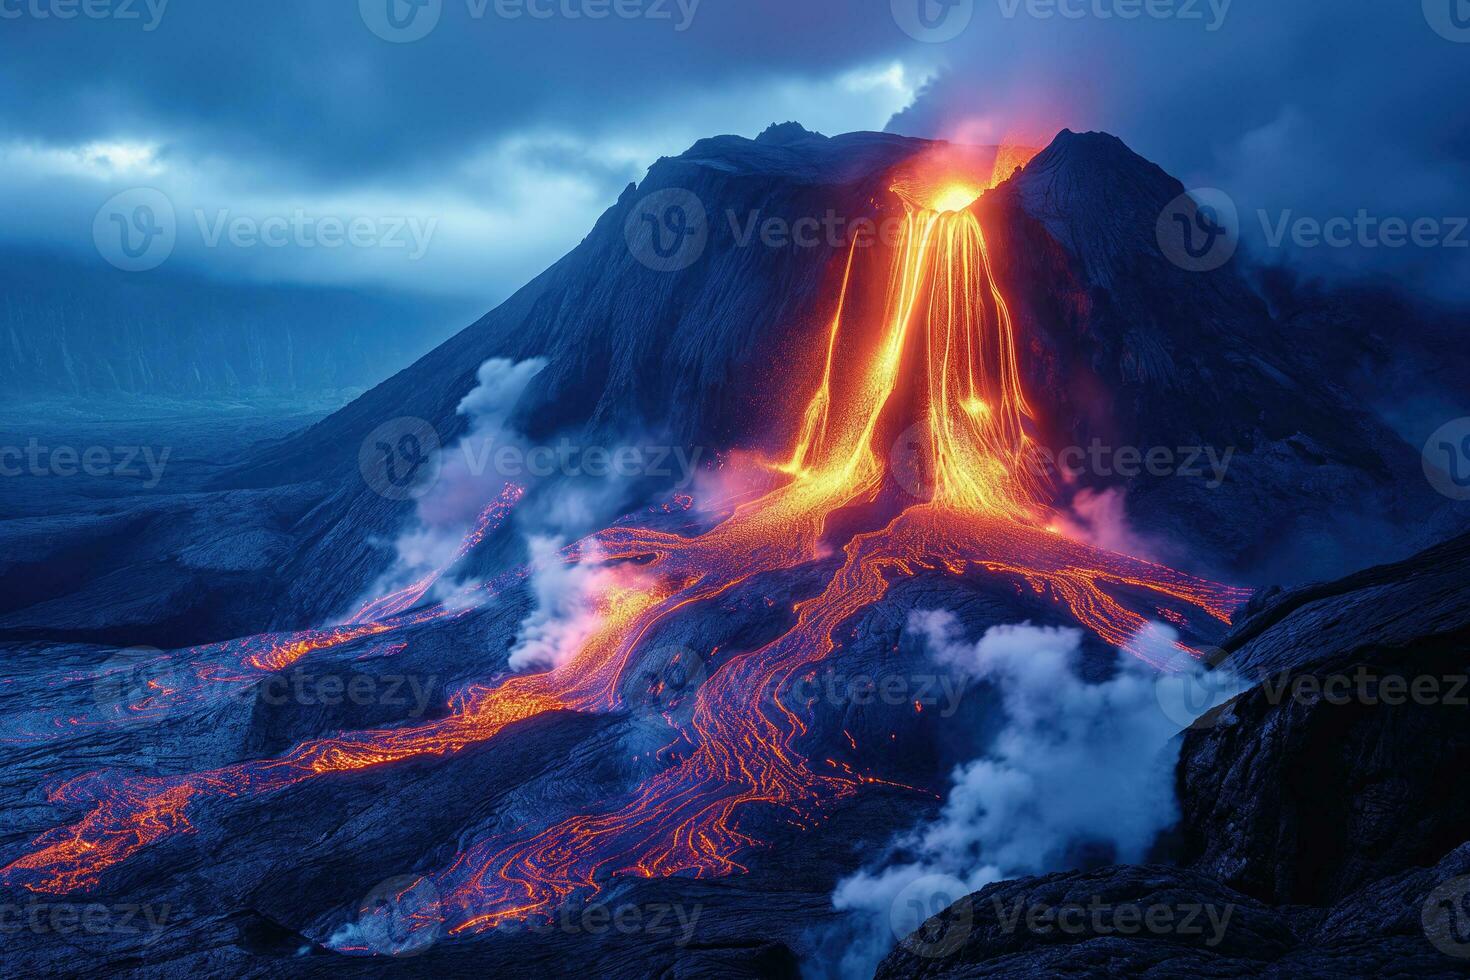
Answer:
1;163;1250;945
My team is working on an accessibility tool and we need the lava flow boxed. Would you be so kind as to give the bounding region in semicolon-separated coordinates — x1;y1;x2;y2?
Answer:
349;484;526;625
0;485;528;745
1;153;1250;944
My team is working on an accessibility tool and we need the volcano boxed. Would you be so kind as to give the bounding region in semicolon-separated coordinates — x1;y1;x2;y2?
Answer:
1;125;1466;978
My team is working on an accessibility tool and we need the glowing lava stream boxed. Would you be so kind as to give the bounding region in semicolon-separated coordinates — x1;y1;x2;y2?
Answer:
2;486;528;745
348;483;526;625
1;178;1250;930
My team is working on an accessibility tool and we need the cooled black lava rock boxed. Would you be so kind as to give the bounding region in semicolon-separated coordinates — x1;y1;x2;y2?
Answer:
876;848;1470;979
1177;531;1470;907
875;864;1294;978
1181;663;1470;907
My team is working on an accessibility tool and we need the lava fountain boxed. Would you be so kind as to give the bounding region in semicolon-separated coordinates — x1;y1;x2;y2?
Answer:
1;150;1249;946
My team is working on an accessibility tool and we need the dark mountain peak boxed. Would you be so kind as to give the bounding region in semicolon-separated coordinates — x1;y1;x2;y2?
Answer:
1020;127;1176;210
1008;127;1187;288
1045;126;1128;153
756;121;824;144
1030;128;1161;183
672;129;928;185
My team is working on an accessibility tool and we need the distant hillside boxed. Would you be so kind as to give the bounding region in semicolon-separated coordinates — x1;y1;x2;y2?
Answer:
0;249;483;402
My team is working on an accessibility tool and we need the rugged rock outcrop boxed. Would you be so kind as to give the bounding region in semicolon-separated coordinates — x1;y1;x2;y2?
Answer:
1178;532;1470;907
884;531;1470;977
877;847;1470;978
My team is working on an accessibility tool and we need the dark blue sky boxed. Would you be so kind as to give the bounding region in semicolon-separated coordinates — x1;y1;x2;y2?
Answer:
2;0;1466;308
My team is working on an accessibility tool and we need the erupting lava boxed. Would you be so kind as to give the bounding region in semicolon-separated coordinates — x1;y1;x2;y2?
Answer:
1;150;1249;949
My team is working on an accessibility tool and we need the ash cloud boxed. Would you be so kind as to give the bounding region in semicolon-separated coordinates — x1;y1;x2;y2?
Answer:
345;357;547;617
820;612;1223;977
419;356;549;530
348;353;697;672
505;536;614;673
1052;487;1164;561
500;465;665;674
